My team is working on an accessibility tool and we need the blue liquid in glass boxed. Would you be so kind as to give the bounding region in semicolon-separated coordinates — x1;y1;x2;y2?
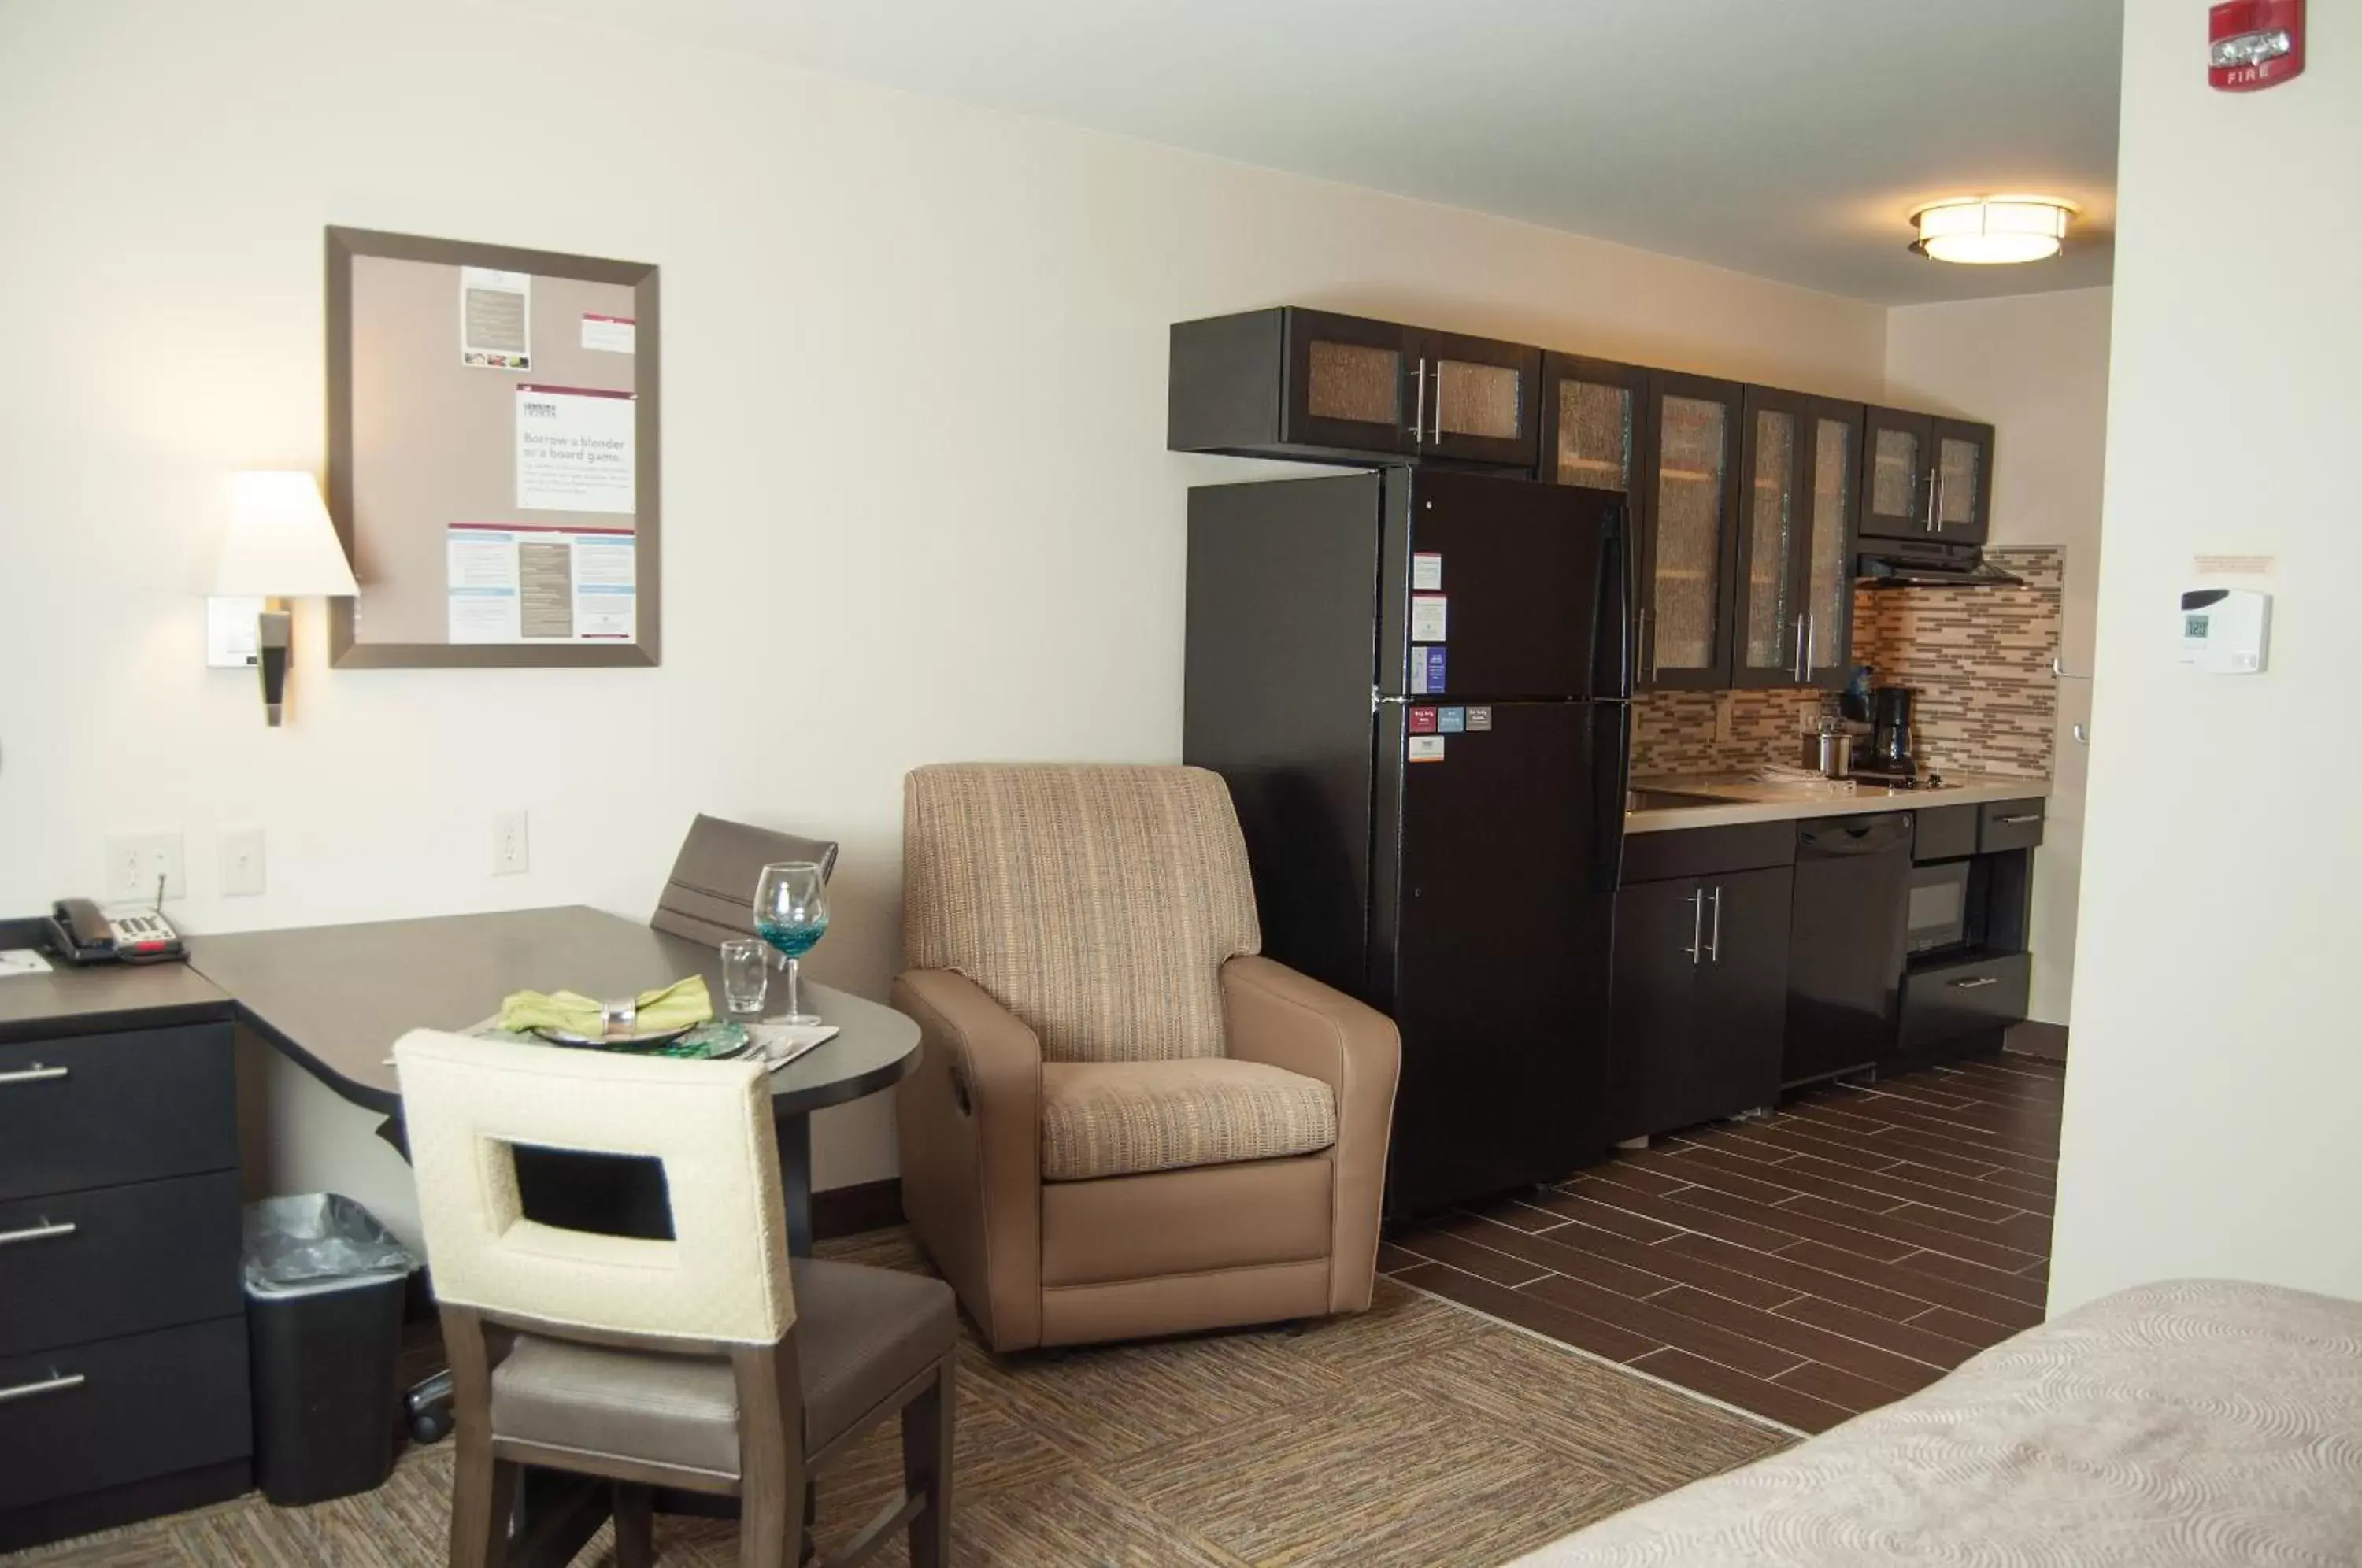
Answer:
757;918;827;959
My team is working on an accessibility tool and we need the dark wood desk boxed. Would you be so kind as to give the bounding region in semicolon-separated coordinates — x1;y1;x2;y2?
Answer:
185;905;921;1256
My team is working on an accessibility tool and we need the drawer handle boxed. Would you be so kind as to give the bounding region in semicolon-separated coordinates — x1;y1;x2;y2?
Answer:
1994;814;2042;825
0;1370;86;1406
0;1063;68;1086
1949;976;2001;990
0;1220;76;1248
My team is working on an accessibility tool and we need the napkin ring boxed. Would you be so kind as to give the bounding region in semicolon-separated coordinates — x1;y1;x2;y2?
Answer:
600;997;639;1041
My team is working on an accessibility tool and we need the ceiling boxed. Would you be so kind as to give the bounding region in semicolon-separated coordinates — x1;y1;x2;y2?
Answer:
524;0;2123;306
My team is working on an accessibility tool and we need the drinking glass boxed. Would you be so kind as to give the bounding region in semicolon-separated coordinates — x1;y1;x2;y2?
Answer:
753;861;829;1026
718;937;769;1016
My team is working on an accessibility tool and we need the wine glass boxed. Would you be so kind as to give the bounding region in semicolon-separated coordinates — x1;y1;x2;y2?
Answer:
753;861;829;1026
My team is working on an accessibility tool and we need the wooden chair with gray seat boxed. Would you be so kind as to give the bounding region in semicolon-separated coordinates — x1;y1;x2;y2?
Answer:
394;1029;955;1568
652;814;841;945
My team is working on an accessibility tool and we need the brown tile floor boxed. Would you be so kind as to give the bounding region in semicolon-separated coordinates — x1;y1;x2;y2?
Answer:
1385;1052;2063;1434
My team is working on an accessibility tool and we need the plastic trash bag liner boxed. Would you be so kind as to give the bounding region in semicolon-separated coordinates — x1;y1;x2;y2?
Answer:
242;1193;416;1296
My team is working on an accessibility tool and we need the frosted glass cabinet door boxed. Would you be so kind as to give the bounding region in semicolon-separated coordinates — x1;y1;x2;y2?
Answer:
1415;328;1540;467
1801;401;1862;690
1640;372;1742;690
1731;391;1804;686
1283;309;1419;457
1542;353;1649;496
1858;406;1934;541
1931;417;1994;545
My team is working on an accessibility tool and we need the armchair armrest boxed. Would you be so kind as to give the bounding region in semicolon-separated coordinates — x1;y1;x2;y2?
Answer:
890;968;1046;1351
1220;955;1400;1312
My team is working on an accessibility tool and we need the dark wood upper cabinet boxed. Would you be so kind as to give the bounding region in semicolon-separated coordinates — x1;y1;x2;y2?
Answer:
1860;407;1994;545
1930;416;1994;545
1733;390;1861;690
1635;371;1744;690
1168;307;1537;468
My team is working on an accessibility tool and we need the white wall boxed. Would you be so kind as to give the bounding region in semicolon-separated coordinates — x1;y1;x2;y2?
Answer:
2049;7;2362;1308
1884;287;2112;1024
0;0;1888;1247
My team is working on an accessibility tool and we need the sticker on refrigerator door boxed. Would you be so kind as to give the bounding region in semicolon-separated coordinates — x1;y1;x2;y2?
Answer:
1466;706;1494;732
1407;735;1447;763
1438;707;1466;734
1411;552;1444;592
1408;706;1440;734
1410;645;1446;695
1410;594;1447;642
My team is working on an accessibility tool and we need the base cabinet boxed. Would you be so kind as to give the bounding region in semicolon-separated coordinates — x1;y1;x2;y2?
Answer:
1609;866;1792;1142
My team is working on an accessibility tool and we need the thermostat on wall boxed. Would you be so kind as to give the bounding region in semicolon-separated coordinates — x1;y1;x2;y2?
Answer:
2180;588;2271;674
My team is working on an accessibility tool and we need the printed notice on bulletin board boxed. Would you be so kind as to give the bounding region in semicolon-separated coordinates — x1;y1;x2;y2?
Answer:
448;523;635;643
516;384;635;513
460;268;531;369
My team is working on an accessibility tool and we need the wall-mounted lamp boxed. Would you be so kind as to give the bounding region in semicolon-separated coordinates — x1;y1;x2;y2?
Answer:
207;472;358;726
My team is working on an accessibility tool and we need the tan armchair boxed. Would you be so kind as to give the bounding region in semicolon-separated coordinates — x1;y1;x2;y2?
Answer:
892;764;1400;1352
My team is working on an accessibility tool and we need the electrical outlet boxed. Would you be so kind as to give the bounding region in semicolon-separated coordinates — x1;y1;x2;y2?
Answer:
220;829;267;897
492;811;530;876
104;833;185;903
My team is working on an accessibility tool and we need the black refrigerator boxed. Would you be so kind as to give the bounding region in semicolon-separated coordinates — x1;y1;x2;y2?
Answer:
1183;467;1631;1217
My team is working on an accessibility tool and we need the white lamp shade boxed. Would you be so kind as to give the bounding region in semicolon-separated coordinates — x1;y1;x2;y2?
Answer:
212;472;359;597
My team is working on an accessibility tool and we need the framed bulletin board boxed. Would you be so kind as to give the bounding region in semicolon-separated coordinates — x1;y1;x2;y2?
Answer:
325;226;661;668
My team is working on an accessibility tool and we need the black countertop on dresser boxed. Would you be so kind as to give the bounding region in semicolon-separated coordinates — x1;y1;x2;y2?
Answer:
0;919;237;1045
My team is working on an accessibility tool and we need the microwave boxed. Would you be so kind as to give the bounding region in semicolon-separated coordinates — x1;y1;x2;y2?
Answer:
1906;860;1974;955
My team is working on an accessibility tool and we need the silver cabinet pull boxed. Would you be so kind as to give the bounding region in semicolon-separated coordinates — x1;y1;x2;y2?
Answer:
1996;814;2042;825
1684;889;1704;966
1923;469;1938;532
1409;357;1427;443
1949;975;2001;990
0;1063;68;1087
1792;614;1806;682
0;1370;85;1405
0;1220;76;1247
1430;361;1444;443
1708;886;1724;963
1804;613;1817;680
1934;468;1947;532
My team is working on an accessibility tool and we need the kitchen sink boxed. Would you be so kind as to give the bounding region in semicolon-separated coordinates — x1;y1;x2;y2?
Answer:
1625;788;1736;812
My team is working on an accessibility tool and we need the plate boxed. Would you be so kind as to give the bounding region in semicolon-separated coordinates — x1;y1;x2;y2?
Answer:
530;1023;696;1048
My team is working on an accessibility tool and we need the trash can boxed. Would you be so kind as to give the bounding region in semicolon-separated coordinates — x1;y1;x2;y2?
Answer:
243;1194;418;1506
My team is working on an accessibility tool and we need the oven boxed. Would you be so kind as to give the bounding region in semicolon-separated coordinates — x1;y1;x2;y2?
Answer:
1905;860;1973;956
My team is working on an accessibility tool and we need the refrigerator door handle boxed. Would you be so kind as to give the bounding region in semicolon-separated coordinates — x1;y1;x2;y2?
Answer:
1588;701;1631;896
1596;504;1633;701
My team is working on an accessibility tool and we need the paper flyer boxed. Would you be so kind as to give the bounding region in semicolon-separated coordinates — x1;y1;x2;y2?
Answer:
448;523;635;643
580;313;636;353
515;384;635;513
460;267;531;369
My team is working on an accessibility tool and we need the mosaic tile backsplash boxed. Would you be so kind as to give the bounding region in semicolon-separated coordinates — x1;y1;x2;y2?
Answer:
1629;546;2064;781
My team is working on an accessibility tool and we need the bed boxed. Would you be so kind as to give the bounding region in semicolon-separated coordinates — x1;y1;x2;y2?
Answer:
1508;1278;2362;1566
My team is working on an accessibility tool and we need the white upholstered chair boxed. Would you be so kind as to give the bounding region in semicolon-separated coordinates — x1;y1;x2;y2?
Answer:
394;1030;955;1568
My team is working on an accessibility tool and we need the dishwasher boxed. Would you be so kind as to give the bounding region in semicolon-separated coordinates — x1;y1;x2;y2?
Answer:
1784;813;1912;1086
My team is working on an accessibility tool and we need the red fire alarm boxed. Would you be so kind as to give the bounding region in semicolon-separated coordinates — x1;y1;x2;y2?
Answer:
2209;0;2305;91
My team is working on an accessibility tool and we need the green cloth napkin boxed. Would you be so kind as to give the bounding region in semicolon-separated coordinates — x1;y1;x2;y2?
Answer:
498;975;713;1038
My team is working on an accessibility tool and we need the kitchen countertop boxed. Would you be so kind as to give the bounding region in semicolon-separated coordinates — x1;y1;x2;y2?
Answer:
1626;771;2050;834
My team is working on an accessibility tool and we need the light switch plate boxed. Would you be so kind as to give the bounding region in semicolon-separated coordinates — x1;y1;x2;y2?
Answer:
220;829;266;897
492;811;529;877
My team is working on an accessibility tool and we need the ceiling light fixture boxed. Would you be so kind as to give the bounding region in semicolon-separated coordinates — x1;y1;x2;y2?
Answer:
1908;195;2078;264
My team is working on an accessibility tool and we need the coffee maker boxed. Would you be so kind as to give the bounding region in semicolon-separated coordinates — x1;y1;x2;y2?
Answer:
1864;686;1918;779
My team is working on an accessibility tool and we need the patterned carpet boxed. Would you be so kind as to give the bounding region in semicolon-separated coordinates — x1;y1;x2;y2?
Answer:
11;1228;1790;1568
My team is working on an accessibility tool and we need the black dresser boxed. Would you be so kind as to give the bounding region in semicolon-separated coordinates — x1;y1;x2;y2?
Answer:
0;947;251;1552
